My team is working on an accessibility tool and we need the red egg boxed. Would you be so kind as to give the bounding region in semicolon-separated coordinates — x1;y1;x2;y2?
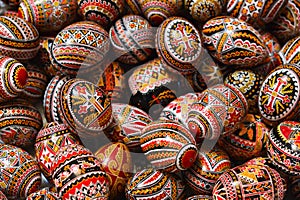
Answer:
0;56;28;103
95;142;132;200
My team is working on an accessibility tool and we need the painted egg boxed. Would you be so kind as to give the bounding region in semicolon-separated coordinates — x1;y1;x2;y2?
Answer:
267;121;300;176
128;58;177;116
159;92;202;126
59;171;110;200
50;21;110;76
279;35;300;66
95;142;132;200
186;195;213;200
109;15;154;65
258;64;300;123
78;0;125;28
182;146;231;194
252;31;282;77
184;0;224;23
97;62;126;101
0;190;7;200
140;120;198;173
202;16;268;67
34;122;81;182
38;37;58;77
26;187;59;200
156;16;202;75
224;69;263;114
187;84;248;141
0;99;43;148
125;168;185;199
111;103;153;152
50;144;105;191
18;0;77;34
140;0;183;26
212;164;287;200
0;56;28;103
268;0;300;44
0;16;39;62
0;144;41;200
23;63;48;99
218;114;269;162
226;0;287;26
43;75;71;123
59;78;113;137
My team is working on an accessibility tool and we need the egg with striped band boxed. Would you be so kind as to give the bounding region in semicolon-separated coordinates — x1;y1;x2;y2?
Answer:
140;120;198;173
0;144;41;200
125;168;185;199
50;21;110;76
202;16;268;68
279;35;300;66
0;56;28;103
0;16;40;62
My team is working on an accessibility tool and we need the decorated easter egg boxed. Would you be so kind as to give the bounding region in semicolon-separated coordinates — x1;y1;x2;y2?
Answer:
187;84;248;141
0;99;43;147
0;16;40;62
26;187;59;200
267;121;300;176
0;144;41;200
212;164;287;200
34;122;81;182
59;171;110;200
43;75;71;123
140;120;198;173
226;0;287;26
111;103;152;152
140;0;183;26
50;21;110;75
128;58;177;116
78;0;125;28
125;0;143;15
50;144;105;192
59;78;113;137
0;56;28;103
268;0;300;44
182;146;231;194
18;0;77;34
159;92;202;126
156;16;202;75
218;114;269;162
95;142;132;200
186;195;213;200
258;64;300;123
184;0;224;23
202;16;268;67
38;36;58;77
224;69;263;114
23;63;48;99
109;15;154;65
125;168;184;199
279;35;300;66
0;190;7;200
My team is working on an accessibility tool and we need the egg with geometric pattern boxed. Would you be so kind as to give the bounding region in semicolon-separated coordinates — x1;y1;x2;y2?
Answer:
0;144;41;200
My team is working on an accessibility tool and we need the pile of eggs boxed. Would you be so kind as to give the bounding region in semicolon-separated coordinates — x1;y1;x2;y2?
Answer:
0;0;299;199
